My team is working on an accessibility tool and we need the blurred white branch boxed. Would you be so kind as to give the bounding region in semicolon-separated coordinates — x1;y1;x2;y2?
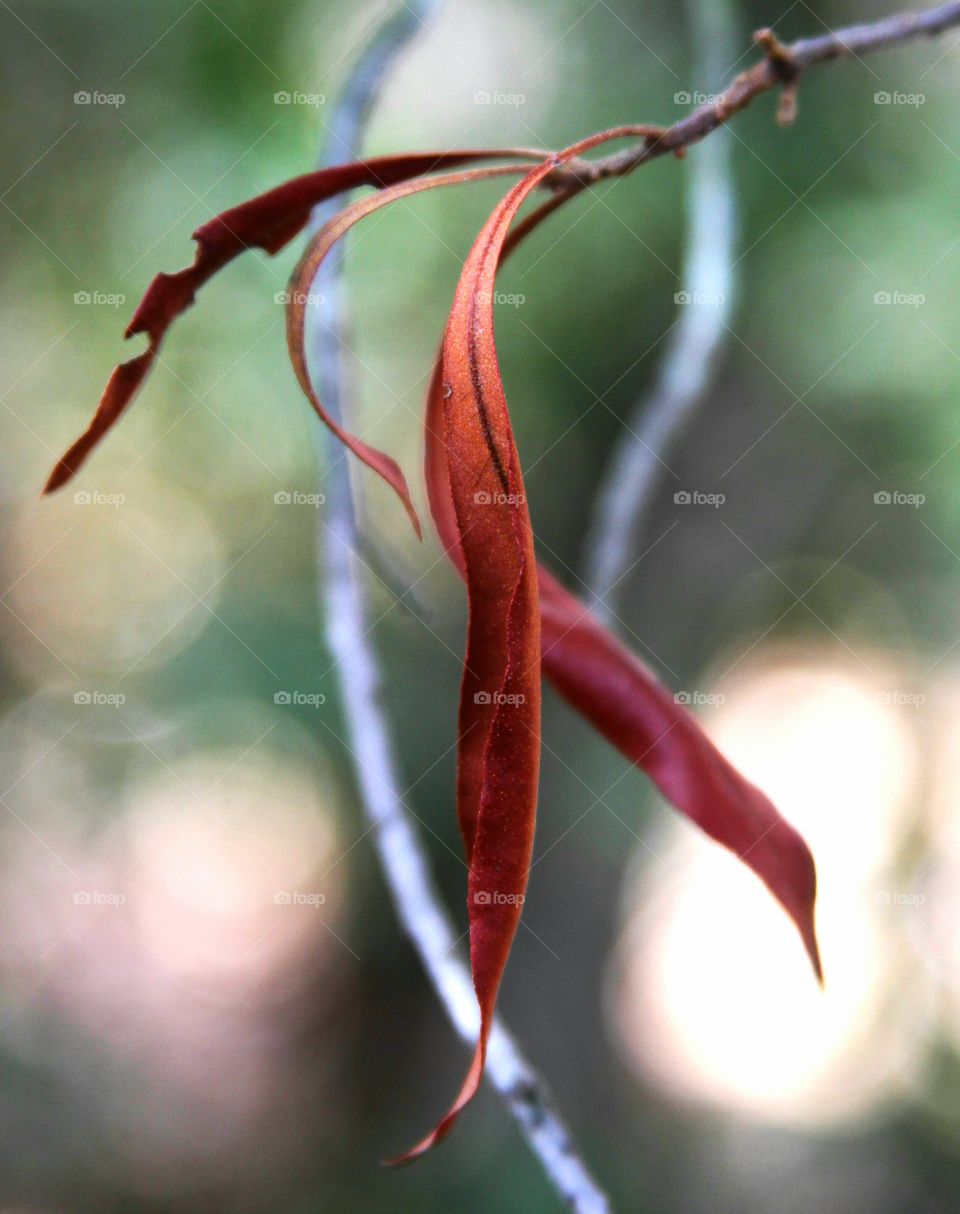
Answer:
584;0;738;622
306;5;612;1210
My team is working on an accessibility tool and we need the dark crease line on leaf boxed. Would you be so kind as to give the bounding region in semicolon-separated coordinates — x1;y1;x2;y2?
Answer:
465;205;521;497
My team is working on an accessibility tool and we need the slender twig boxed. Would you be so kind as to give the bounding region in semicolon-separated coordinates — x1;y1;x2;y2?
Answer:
547;0;960;188
307;5;611;1211
584;0;739;621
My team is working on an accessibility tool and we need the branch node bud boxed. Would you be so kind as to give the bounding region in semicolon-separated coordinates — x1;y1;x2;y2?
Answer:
777;79;800;125
754;28;801;124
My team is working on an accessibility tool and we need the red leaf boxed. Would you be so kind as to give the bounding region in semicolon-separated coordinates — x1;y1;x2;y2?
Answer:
285;162;541;538
393;128;667;1164
421;133;822;1011
43;149;542;496
538;567;822;981
44;119;824;1166
426;351;821;982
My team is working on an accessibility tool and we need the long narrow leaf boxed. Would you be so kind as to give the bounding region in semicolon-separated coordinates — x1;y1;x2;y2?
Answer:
395;128;668;1163
43;149;542;495
540;567;821;978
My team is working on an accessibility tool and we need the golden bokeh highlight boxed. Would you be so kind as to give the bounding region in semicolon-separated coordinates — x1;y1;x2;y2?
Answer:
609;648;931;1127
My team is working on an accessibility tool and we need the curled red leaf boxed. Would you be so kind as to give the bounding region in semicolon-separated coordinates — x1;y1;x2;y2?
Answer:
285;162;540;538
43;149;542;496
425;349;821;982
394;128;668;1164
421;131;821;1024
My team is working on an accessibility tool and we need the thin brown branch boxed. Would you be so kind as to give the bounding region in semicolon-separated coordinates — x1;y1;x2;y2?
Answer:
551;0;960;190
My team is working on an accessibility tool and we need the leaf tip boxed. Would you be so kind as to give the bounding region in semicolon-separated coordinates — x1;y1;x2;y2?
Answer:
382;1113;455;1167
42;460;72;496
408;500;424;542
800;902;824;988
782;841;823;986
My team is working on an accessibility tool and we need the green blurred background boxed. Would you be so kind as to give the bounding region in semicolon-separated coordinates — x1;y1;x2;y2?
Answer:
4;0;960;1210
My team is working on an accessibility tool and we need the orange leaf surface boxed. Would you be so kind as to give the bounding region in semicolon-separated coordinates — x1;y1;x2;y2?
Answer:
394;128;669;1163
285;162;541;537
425;346;820;982
421;130;821;1035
